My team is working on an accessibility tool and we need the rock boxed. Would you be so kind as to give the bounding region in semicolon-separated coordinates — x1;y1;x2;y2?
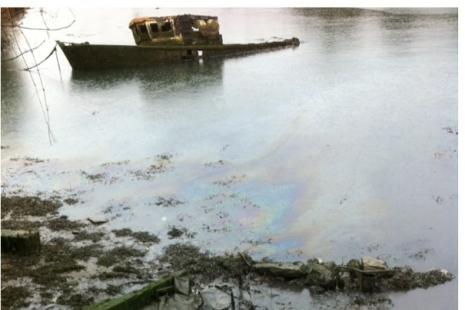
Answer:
306;260;337;289
254;262;306;279
1;229;40;254
174;276;191;296
200;287;231;310
362;256;388;271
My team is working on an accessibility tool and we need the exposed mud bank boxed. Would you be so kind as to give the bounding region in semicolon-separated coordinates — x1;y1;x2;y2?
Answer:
1;195;160;309
1;195;454;309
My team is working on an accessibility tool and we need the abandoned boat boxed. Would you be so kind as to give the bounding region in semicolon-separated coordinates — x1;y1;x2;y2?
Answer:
57;14;300;70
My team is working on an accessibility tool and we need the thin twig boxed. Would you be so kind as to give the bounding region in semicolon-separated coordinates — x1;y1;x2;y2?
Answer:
7;8;56;145
7;9;53;145
18;26;56;144
2;8;76;31
3;21;76;31
21;45;57;70
23;45;57;71
40;8;62;80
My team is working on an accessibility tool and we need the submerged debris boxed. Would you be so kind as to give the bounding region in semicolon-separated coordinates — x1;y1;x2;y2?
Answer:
86;249;455;310
49;216;86;231
81;171;107;182
73;230;105;242
151;196;184;208
64;197;80;205
97;246;146;267
442;126;458;135
130;154;173;180
254;262;306;279
1;195;62;217
112;228;160;243
213;174;246;186
87;217;109;225
160;244;454;294
167;226;196;239
200;286;232;310
204;160;226;167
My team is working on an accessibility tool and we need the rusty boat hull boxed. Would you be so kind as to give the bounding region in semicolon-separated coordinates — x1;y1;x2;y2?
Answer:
57;38;300;70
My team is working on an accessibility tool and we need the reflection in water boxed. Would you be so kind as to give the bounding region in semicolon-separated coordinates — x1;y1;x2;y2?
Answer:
381;14;420;30
291;8;368;17
1;64;44;137
70;60;224;95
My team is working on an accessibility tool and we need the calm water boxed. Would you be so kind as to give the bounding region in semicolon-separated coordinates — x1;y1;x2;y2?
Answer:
1;8;458;309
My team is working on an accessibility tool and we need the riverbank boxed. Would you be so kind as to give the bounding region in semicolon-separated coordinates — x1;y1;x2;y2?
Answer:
1;193;454;309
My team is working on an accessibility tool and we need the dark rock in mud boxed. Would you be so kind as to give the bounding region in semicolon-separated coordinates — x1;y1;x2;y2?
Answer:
1;229;41;254
1;195;62;217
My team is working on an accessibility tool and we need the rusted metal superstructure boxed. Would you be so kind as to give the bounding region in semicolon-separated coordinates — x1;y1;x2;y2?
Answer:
129;15;223;46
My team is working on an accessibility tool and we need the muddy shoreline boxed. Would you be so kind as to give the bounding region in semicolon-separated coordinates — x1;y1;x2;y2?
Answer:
1;194;454;309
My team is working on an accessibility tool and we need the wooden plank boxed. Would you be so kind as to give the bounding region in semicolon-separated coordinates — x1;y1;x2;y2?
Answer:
83;274;182;310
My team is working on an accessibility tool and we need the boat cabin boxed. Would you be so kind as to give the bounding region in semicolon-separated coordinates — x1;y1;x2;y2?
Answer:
129;14;223;46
